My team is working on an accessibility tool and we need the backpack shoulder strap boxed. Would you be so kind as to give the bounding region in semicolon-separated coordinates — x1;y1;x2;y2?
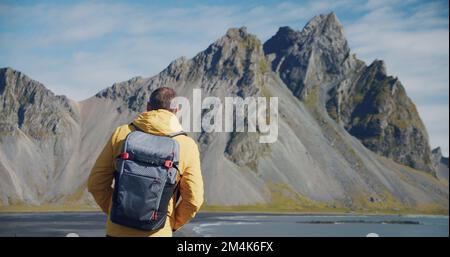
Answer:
129;122;142;132
167;131;188;138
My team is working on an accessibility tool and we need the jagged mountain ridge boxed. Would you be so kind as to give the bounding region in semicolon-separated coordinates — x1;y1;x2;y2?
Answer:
326;60;433;173
0;13;448;213
264;13;433;174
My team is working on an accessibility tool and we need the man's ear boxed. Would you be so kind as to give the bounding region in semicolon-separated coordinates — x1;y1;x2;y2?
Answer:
172;106;179;115
147;103;152;111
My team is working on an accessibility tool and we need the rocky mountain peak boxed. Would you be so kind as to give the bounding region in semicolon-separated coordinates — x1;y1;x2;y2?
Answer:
224;26;249;40
264;12;346;55
0;67;78;140
1;67;44;95
263;26;299;55
301;12;344;39
191;26;266;80
298;12;352;71
326;58;434;173
368;59;388;77
263;12;357;100
150;26;268;99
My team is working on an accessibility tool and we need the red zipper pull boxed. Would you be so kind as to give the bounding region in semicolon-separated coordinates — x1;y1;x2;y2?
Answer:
151;211;158;220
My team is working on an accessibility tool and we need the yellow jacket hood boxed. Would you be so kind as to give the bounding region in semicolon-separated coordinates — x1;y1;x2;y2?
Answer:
132;109;183;135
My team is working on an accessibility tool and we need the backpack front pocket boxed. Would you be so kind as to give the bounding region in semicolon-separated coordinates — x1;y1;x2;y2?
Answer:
116;171;164;222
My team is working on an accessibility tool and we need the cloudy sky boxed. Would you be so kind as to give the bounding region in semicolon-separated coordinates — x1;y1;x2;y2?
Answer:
0;0;448;155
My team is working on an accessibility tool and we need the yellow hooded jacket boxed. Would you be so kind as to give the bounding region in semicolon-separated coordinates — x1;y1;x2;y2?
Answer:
87;109;204;237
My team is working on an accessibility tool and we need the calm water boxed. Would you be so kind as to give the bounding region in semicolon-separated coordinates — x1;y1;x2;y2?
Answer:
0;212;448;237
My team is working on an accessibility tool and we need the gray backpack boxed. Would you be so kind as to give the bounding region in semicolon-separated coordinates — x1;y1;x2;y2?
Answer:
110;123;186;231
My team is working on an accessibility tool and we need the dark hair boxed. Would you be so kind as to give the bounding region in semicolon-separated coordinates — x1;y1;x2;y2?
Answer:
148;87;177;111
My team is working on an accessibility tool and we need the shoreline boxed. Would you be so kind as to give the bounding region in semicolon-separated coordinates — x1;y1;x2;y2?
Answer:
0;211;447;237
0;209;448;217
